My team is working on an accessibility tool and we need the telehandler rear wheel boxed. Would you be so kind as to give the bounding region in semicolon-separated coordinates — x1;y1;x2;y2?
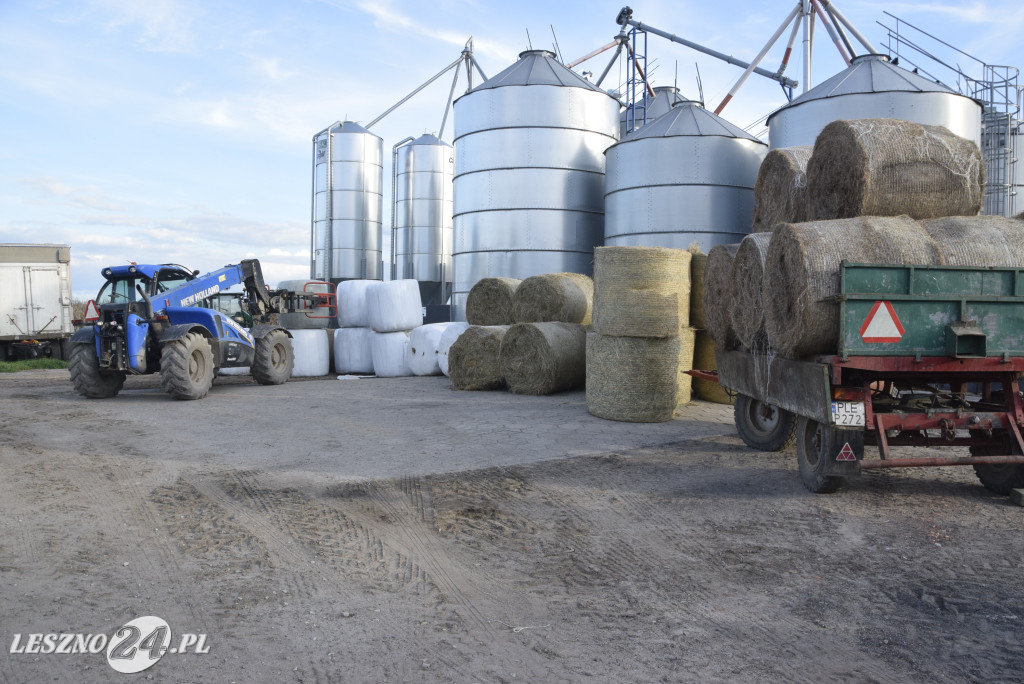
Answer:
160;332;214;400
68;343;126;399
252;329;293;385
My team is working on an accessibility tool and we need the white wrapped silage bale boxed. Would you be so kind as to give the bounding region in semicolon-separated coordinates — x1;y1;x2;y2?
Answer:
333;328;374;374
337;279;375;328
367;280;423;333
278;280;332;329
438;322;470;377
407;323;460;376
288;329;330;377
370;331;413;377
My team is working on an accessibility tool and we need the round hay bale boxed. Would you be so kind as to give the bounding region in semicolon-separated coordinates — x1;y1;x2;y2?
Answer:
763;216;944;358
447;325;509;391
729;233;773;349
1015;211;1024;220
692;330;733;404
702;244;741;350
499;322;586;395
807;118;984;221
512;273;594;325
690;251;708;330
586;328;695;423
921;216;1024;266
592;246;691;337
752;146;812;232
465;277;521;325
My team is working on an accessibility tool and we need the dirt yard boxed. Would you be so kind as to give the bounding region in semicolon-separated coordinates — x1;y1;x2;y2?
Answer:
1;369;1022;683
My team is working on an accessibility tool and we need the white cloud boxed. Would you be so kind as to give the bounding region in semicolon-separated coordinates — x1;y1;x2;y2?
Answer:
90;0;202;53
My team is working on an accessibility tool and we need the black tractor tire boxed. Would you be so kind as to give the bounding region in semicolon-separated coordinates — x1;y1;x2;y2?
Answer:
68;343;126;399
160;332;214;400
734;394;797;452
252;330;293;385
796;417;845;494
970;434;1024;495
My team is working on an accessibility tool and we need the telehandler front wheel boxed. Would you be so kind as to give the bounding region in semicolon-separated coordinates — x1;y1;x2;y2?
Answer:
68;343;126;399
160;332;214;400
252;329;293;385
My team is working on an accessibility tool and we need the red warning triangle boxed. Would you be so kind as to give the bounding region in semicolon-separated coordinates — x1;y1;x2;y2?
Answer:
83;299;101;322
859;300;905;343
836;443;857;462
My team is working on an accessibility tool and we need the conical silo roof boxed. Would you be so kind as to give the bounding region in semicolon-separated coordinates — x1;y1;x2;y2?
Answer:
410;133;451;147
469;49;607;93
621;100;762;142
330;120;378;136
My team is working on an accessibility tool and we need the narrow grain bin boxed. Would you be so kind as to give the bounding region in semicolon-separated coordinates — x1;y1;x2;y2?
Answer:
451;50;620;320
604;100;767;253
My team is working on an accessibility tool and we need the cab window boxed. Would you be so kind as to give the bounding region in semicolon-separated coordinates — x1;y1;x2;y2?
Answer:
153;268;194;295
96;277;150;303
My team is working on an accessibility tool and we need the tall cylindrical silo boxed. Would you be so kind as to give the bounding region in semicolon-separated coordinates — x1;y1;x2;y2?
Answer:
451;49;620;320
311;121;383;284
620;85;687;138
604;100;768;252
394;134;453;306
767;55;982;149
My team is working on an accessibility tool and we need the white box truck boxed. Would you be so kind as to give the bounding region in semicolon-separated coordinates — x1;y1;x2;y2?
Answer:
0;244;74;360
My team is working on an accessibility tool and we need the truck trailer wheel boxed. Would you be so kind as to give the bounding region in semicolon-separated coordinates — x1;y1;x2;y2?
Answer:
252;330;293;385
68;343;126;399
970;435;1024;495
734;394;797;452
796;417;846;494
160;332;214;400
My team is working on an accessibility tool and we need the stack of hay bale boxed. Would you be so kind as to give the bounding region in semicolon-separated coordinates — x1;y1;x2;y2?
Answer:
688;248;732;404
707;116;994;361
449;273;592;393
334;280;375;375
366;280;423;377
586;246;694;422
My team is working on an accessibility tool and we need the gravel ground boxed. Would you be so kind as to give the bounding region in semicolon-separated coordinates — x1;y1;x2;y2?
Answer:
1;369;1022;683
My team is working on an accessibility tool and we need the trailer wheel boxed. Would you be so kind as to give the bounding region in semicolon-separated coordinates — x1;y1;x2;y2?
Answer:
796;417;845;494
68;343;126;399
252;330;293;385
734;394;797;452
969;435;1024;495
160;332;214;400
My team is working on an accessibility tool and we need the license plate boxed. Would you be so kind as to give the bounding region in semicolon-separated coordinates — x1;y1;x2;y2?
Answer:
831;401;866;427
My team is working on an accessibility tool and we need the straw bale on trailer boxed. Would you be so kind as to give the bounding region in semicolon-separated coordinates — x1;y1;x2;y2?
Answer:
689;250;708;330
763;216;944;359
592;246;691;338
752;146;812;232
499;322;586;395
465;277;521;325
807;118;984;221
692;330;733;404
701;244;741;350
447;325;510;391
922;216;1024;266
512;273;594;325
729;233;773;350
585;328;695;423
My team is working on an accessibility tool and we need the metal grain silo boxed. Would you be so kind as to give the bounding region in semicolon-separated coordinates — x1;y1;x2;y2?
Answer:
451;49;620;320
767;54;982;149
619;85;687;138
311;121;383;284
393;134;454;306
604;100;768;252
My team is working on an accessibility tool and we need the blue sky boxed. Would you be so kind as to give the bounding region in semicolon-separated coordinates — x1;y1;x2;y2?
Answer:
1;0;1021;300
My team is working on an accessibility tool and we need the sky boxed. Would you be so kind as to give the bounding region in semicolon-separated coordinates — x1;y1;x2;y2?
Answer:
0;0;1021;301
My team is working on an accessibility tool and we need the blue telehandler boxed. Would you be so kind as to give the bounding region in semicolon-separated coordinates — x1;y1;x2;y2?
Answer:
68;259;332;400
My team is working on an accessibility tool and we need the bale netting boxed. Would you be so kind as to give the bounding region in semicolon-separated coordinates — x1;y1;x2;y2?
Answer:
447;325;509;391
690;250;708;330
807;118;984;221
586;328;695;423
592;246;691;338
921;216;1024;266
499;322;586;395
702;244;741;350
752;146;812;232
512;273;594;325
763;216;945;358
692;330;733;405
465;277;521;325
729;233;772;350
